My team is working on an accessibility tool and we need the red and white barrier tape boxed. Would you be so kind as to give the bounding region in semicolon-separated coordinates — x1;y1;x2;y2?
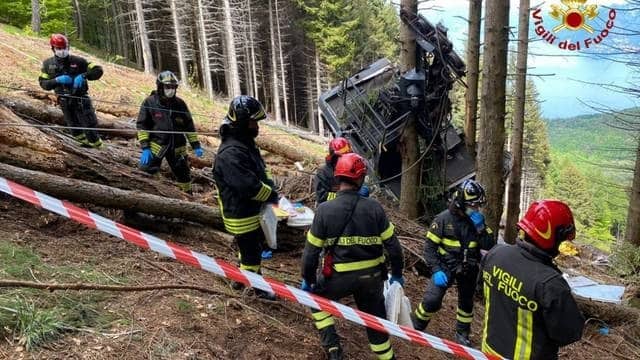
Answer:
0;177;502;360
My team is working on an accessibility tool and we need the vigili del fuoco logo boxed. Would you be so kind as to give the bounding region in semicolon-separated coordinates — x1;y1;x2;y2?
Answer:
532;0;617;51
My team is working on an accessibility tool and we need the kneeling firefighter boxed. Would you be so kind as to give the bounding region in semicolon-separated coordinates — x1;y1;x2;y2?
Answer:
413;179;496;346
301;152;404;360
212;95;278;300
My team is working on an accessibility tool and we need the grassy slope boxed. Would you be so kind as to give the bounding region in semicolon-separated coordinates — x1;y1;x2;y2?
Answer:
0;24;326;161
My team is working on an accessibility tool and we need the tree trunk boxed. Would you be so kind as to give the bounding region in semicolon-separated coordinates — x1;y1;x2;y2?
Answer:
477;0;510;234
133;0;153;74
315;51;323;136
222;0;241;97
306;62;317;132
275;0;290;126
0;163;223;229
464;0;482;154
626;139;640;245
72;0;84;40
268;0;282;124
505;0;530;244
170;0;189;89
196;0;213;99
31;0;41;34
399;0;420;219
247;0;259;98
115;0;129;60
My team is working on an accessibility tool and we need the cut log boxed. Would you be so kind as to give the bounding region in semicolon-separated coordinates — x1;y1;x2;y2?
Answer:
0;162;223;228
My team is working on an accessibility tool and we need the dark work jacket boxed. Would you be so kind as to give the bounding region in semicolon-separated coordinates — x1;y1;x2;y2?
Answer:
424;208;495;277
39;55;103;96
212;131;277;235
314;160;339;205
301;190;403;285
136;91;200;157
480;241;585;360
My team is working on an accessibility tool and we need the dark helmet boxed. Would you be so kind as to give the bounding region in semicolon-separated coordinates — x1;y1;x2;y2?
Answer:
224;95;266;127
518;200;576;253
334;153;367;181
156;70;179;97
452;179;486;209
50;34;69;49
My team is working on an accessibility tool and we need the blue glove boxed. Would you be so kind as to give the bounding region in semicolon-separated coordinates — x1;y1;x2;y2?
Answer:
389;275;405;287
261;249;273;260
469;210;486;232
432;270;448;288
72;74;86;90
55;75;73;85
194;147;204;158
358;184;370;197
300;279;313;292
140;148;153;166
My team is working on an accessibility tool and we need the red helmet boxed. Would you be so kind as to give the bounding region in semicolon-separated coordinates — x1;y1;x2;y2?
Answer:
518;200;576;251
334;153;367;180
327;137;352;161
50;34;69;49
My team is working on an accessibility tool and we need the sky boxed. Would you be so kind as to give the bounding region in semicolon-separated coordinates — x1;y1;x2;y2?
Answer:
417;0;640;119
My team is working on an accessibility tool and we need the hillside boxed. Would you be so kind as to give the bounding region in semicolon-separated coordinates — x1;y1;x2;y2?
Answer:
0;26;639;360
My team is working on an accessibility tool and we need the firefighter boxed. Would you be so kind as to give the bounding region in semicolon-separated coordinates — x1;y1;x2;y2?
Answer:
39;33;104;148
480;200;584;359
212;95;278;300
301;152;404;360
314;137;369;205
136;71;203;193
412;179;495;346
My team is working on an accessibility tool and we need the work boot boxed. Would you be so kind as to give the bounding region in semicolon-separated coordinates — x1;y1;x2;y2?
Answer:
326;346;343;360
411;314;429;331
255;288;277;301
454;330;471;346
231;281;245;291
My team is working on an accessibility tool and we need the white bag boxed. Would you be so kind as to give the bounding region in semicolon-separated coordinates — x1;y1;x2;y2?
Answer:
278;196;314;227
260;204;278;249
384;280;412;327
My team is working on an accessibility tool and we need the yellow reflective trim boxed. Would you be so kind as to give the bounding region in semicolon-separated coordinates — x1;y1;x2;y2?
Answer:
482;341;502;357
239;263;260;272
457;314;473;324
137;131;150;141
216;188;261;234
377;349;394;360
306;231;325;248
314;316;335;330
415;303;434;321
486;226;494;234
40;72;51;79
437;247;448;255
337;236;382;246
311;311;331;321
186;133;198;142
333;256;384;272
150;142;162;155
370;340;391;352
457;308;473;317
327;192;337;201
482;282;492;353
514;307;533;360
469;241;478;248
174;146;187;155
265;168;273;180
251;182;272;202
380;223;394;241
88;63;97;69
441;238;461;247
426;231;442;244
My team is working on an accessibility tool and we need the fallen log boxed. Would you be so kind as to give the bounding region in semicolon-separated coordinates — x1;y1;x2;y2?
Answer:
0;162;223;228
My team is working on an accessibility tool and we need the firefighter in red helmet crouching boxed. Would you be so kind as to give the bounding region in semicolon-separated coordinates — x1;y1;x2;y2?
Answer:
480;200;585;359
301;153;404;360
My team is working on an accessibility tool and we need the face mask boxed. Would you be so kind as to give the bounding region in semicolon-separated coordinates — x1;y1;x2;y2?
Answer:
54;49;69;58
164;88;176;98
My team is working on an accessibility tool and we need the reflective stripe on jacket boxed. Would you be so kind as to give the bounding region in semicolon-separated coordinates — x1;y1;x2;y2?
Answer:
212;134;276;235
301;191;403;284
39;55;103;95
480;241;585;360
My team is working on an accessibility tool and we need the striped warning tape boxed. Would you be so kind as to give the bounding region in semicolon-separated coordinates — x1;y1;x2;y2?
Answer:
0;176;502;360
